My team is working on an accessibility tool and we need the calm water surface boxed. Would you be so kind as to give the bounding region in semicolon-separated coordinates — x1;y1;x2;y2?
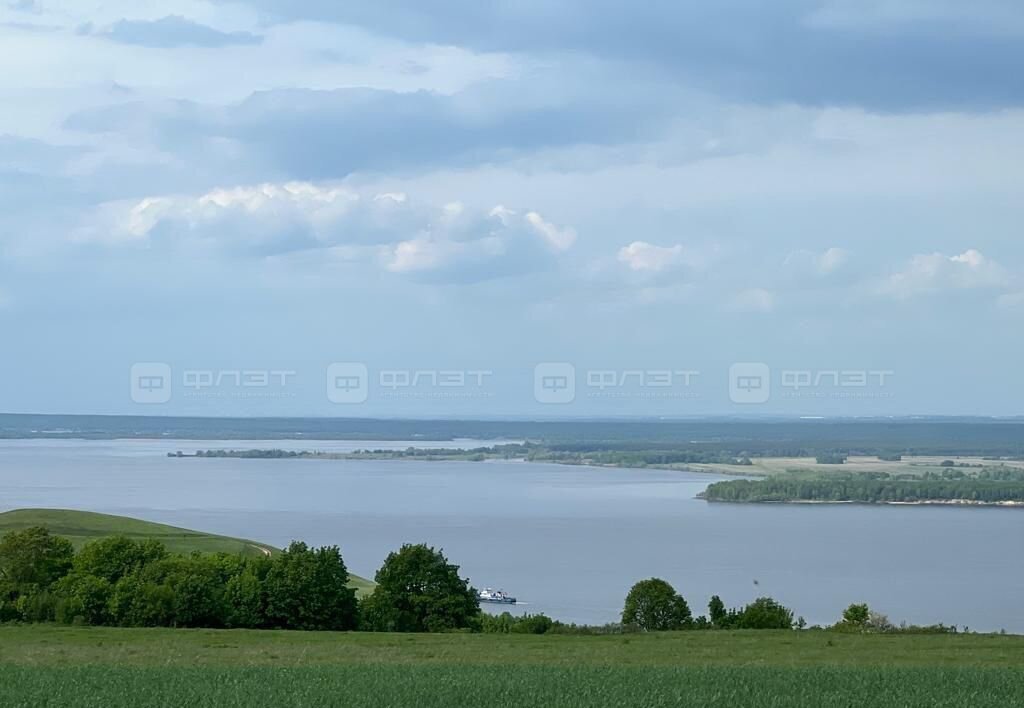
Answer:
1;439;1021;631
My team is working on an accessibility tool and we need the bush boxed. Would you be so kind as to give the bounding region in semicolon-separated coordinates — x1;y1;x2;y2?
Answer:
480;612;554;634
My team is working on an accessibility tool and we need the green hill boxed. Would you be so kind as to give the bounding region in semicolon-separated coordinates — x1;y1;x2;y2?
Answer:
0;508;374;595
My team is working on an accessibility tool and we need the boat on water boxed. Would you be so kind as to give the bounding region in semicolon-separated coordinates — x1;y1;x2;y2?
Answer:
478;588;517;604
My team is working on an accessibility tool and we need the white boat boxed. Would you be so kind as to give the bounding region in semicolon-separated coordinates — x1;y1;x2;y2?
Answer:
478;587;517;604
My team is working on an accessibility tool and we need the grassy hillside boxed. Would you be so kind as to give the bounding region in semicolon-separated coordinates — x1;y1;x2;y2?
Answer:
0;626;1021;707
0;509;374;595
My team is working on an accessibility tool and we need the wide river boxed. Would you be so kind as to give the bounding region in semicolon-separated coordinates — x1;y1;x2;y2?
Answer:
1;439;1021;632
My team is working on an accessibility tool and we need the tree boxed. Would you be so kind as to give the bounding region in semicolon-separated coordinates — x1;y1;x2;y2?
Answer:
361;543;479;632
0;527;74;588
223;565;267;628
73;536;167;584
161;556;227;628
108;573;175;627
708;595;727;628
841;603;870;628
54;573;113;625
621;578;692;631
264;542;357;631
734;597;794;629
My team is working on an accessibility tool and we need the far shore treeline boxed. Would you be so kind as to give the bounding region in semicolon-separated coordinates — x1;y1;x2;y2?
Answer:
0;526;968;635
703;469;1024;505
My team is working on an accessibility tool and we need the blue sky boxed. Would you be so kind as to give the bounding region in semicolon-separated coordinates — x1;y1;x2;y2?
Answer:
1;0;1023;417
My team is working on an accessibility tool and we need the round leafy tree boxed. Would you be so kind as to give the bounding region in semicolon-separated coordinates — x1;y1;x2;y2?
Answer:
263;541;358;631
361;543;479;632
0;526;74;588
621;578;692;630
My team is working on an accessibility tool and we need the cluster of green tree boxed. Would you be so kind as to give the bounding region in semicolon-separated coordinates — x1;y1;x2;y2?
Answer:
530;450;752;467
815;453;848;464
2;527;971;637
829;602;958;634
620;579;798;631
0;528;478;632
361;444;528;458
178;449;314;458
479;580;796;635
616;581;960;635
916;466;1024;482
701;476;1024;504
479;612;556;634
809;467;1024;483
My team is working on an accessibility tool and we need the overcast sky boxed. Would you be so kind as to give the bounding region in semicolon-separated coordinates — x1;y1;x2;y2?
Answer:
1;1;1023;418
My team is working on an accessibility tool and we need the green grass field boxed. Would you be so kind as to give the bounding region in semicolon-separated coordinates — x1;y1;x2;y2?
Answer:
0;626;1022;707
0;508;375;595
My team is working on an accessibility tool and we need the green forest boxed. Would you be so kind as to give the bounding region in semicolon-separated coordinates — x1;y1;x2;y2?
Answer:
702;474;1024;504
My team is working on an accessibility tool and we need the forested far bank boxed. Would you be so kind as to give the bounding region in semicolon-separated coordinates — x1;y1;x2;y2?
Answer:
702;475;1024;505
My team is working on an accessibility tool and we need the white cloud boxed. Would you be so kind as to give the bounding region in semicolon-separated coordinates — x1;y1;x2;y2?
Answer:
525;211;576;252
617;241;684;272
79;181;576;280
876;249;1009;299
384;235;505;273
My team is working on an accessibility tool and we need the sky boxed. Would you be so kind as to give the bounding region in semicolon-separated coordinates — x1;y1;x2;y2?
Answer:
1;0;1023;418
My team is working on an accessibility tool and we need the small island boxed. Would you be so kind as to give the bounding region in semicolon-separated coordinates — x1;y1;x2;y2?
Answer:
170;446;1024;507
701;468;1024;506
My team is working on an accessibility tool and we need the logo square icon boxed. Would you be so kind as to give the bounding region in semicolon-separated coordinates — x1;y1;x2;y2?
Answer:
729;363;770;404
131;363;172;404
534;363;575;404
327;363;368;404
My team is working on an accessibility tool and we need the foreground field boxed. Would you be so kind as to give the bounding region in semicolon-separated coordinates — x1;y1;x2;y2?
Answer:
3;664;1021;708
1;626;1022;707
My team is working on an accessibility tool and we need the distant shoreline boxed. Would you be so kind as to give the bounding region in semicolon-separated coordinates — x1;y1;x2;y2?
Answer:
702;498;1024;508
